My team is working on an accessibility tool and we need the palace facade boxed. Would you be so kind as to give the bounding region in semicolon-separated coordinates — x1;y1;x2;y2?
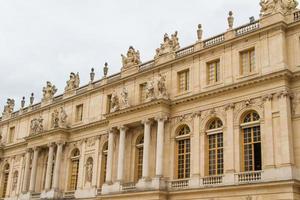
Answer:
1;1;300;199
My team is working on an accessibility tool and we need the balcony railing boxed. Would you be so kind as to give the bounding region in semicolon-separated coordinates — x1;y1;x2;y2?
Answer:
236;171;262;183
294;10;300;21
31;192;41;199
203;34;225;48
64;191;75;199
235;21;260;36
121;182;136;191
169;179;189;190
202;175;223;186
176;45;194;58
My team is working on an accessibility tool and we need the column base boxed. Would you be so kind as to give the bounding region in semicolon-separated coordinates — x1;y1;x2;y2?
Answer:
101;182;121;195
136;177;152;191
151;176;167;190
74;186;97;198
40;189;62;199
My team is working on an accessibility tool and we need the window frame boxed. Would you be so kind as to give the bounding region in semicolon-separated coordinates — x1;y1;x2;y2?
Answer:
177;69;190;93
239;48;255;76
206;59;221;85
75;104;84;122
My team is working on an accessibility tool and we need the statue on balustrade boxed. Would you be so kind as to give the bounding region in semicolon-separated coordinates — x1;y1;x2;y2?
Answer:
121;46;141;69
2;98;15;116
121;87;130;108
146;79;155;102
43;81;57;100
65;72;80;92
155;31;180;59
157;74;168;99
260;0;298;16
110;90;120;112
30;116;44;135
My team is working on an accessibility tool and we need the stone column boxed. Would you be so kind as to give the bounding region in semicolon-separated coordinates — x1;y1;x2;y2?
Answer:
142;119;152;179
263;94;275;168
277;90;294;166
93;136;101;188
117;126;127;182
52;142;64;190
105;129;115;183
155;117;167;177
22;149;32;193
29;147;40;192
225;104;235;173
44;143;55;191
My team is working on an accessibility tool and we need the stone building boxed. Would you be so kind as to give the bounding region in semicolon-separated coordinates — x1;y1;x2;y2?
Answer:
1;1;300;199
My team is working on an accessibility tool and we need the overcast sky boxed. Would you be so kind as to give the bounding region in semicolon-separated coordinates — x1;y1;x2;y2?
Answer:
0;0;259;111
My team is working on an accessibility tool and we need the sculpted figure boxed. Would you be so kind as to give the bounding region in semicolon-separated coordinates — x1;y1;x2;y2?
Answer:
155;31;180;59
103;62;108;77
157;74;168;99
30;116;44;135
121;87;130;108
121;46;141;68
110;90;120;112
146;79;155;102
260;0;298;16
197;24;203;41
86;158;93;183
2;98;15;116
65;72;80;92
43;81;57;100
59;107;68;128
51;109;59;128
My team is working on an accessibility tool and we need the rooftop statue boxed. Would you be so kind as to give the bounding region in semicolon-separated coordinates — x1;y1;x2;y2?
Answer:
65;72;80;92
30;116;44;135
2;98;15;116
43;81;57;100
260;0;298;16
121;46;141;69
155;31;180;59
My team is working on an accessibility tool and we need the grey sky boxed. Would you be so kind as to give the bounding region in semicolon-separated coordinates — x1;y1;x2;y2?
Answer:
0;0;259;111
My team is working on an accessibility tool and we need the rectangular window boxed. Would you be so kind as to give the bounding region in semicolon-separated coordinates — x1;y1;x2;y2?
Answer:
208;133;224;176
75;104;83;122
106;94;112;113
207;60;220;85
240;48;255;75
69;159;79;190
177;139;190;179
8;127;15;143
243;126;261;172
140;83;147;103
178;70;189;93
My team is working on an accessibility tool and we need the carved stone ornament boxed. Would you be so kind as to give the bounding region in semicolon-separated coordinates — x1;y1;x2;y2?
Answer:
121;46;141;69
30;116;44;135
51;109;59;128
85;158;93;183
42;81;57;100
145;79;156;102
292;91;300;115
2;98;15;116
157;73;168;99
260;0;298;17
155;31;180;59
110;90;120;112
51;107;68;128
65;72;80;92
121;87;130;108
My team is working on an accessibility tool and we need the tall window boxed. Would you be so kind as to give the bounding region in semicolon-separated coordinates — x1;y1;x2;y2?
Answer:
207;60;220;85
69;149;80;191
1;164;10;198
100;142;108;186
106;95;112;113
176;125;191;179
240;48;255;75
75;104;83;122
140;83;147;103
135;135;144;181
241;111;261;172
178;70;189;93
207;119;224;176
8;127;15;143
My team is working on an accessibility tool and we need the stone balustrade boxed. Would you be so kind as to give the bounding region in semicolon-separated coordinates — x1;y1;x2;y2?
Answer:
203;34;225;48
235;21;260;36
176;45;195;58
236;171;262;184
139;60;155;71
121;182;136;191
202;175;223;186
169;179;190;190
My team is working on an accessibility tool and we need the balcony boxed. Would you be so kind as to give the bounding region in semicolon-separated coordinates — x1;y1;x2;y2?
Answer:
202;175;223;186
64;191;75;199
236;171;262;184
31;192;41;200
168;179;190;190
203;34;225;48
121;182;136;191
176;45;194;58
235;21;260;36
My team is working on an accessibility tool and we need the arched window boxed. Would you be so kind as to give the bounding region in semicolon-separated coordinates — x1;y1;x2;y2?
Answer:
100;142;108;186
206;118;224;176
1;164;10;198
135;135;144;181
69;149;80;191
175;125;191;179
241;111;261;172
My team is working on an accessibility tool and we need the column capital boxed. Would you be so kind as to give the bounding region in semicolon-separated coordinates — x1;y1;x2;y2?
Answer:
32;146;40;152
262;94;273;102
25;148;32;153
56;141;65;146
225;103;235;111
155;115;168;122
276;90;293;99
47;142;55;148
118;125;128;132
141;118;153;125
